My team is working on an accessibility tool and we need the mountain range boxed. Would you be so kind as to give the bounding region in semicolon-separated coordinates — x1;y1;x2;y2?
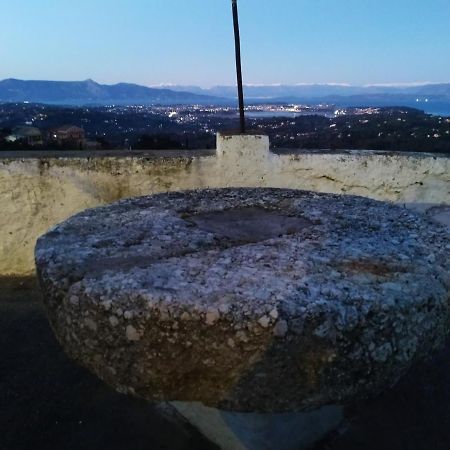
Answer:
0;79;223;106
163;83;450;113
1;79;450;112
162;83;450;99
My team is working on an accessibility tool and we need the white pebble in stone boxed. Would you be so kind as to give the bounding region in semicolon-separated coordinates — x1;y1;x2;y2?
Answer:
273;320;288;337
84;318;97;332
269;308;279;320
258;316;271;328
219;304;230;314
126;325;142;341
109;316;119;327
180;312;191;321
205;308;220;325
101;300;112;311
236;331;249;343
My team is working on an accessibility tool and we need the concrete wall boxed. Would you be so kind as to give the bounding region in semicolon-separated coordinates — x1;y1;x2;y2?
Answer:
1;134;449;275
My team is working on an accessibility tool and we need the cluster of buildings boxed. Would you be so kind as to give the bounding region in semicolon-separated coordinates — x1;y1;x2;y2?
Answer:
4;125;100;149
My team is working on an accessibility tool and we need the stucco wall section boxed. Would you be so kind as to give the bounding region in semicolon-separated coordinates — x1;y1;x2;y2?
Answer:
0;136;449;275
270;150;450;204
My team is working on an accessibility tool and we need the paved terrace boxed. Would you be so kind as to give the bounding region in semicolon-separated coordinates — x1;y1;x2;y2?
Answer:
3;276;450;450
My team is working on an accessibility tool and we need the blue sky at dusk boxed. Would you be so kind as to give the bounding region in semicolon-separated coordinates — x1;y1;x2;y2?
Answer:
1;0;449;86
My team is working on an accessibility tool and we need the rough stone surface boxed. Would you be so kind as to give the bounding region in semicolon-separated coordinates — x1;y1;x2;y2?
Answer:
35;188;450;413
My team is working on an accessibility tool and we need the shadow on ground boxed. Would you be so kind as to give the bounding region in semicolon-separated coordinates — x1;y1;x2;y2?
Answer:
0;277;218;450
1;277;450;450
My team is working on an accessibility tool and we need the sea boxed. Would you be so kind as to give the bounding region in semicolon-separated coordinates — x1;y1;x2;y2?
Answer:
245;104;450;119
246;111;335;119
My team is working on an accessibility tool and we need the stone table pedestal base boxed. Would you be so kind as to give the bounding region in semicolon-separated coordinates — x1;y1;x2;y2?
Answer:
170;402;344;450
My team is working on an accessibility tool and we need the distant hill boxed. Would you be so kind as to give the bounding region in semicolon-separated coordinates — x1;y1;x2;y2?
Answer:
162;83;450;112
164;83;450;99
0;79;225;106
2;79;450;112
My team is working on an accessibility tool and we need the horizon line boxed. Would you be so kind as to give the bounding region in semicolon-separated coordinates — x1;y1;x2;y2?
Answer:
1;77;450;89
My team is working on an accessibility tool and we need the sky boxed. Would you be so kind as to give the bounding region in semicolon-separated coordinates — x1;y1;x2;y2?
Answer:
1;0;450;87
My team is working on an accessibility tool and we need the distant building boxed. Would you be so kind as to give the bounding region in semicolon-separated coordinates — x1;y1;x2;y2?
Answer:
84;139;102;150
6;126;43;146
50;125;86;148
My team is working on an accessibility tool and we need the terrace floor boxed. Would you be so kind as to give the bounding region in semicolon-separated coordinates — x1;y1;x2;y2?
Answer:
2;277;450;450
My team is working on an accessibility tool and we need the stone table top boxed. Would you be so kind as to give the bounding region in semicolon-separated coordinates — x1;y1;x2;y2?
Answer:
36;188;450;413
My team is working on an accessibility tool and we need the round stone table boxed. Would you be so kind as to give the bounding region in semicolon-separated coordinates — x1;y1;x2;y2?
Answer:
36;188;450;449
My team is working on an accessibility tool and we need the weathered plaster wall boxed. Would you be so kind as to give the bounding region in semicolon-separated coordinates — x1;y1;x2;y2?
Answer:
1;135;449;275
272;150;450;204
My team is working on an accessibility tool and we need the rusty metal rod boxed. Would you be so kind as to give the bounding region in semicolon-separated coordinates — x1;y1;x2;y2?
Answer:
232;0;245;134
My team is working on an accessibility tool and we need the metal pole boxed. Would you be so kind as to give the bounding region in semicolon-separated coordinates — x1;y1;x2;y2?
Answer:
232;0;245;134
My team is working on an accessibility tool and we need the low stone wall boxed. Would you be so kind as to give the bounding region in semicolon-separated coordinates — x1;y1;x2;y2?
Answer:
1;135;449;275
